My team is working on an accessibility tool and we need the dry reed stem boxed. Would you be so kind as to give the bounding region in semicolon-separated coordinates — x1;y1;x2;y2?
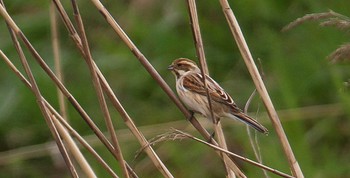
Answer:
0;51;120;178
244;90;268;178
245;59;266;177
218;1;303;177
0;50;78;176
186;0;241;177
49;16;98;173
51;0;172;176
0;53;76;178
244;90;259;157
70;1;129;177
186;0;209;75
48;104;120;178
50;2;68;121
52;115;97;178
151;129;294;178
0;2;138;176
95;62;172;177
186;0;215;125
50;1;127;161
176;129;295;178
0;3;78;177
214;122;239;178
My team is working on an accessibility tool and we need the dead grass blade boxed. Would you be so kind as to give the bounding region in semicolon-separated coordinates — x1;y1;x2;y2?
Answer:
50;2;68;121
52;115;97;177
0;3;78;176
70;1;129;177
0;49;78;177
95;62;172;177
47;103;119;178
218;0;304;177
0;2;138;176
149;129;294;178
0;50;121;177
51;0;172;176
186;0;209;75
244;89;268;178
186;0;242;177
244;60;268;177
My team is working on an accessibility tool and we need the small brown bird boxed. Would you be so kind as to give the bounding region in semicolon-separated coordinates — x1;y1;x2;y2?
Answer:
168;58;268;134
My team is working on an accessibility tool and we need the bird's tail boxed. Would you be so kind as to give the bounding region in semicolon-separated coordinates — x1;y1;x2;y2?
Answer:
227;112;268;134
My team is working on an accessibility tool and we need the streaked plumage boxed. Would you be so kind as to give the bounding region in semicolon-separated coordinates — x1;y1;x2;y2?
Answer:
168;58;268;134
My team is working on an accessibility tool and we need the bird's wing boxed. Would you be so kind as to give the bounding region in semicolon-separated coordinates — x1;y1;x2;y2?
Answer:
182;73;239;110
183;73;268;134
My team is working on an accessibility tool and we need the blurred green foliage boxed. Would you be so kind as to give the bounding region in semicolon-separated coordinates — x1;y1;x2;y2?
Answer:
0;0;349;177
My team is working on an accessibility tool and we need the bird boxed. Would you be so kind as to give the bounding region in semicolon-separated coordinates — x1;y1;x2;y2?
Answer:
168;58;268;134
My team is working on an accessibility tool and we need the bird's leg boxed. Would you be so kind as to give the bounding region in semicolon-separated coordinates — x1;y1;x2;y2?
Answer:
187;111;215;142
208;117;220;142
207;131;216;143
187;110;195;121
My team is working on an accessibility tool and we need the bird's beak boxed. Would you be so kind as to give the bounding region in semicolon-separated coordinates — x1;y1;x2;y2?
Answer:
167;65;174;70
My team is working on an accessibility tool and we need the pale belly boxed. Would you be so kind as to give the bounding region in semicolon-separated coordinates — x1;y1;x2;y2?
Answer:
176;85;209;117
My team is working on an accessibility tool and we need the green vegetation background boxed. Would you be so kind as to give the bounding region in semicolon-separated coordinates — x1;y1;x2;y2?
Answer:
0;0;349;177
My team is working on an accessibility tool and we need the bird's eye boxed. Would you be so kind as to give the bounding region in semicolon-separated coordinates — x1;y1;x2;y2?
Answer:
177;63;183;67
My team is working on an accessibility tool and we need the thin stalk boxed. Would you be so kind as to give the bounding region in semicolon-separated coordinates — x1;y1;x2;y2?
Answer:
218;1;303;177
214;122;238;177
50;2;68;121
95;62;173;177
0;25;77;178
69;1;129;177
0;3;136;175
0;51;119;178
0;4;78;177
186;0;209;75
185;0;215;127
186;0;241;177
244;90;268;178
173;129;294;178
47;103;120;178
51;1;172;177
52;115;97;178
0;52;76;177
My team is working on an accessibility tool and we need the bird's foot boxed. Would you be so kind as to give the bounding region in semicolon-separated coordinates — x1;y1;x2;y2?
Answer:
207;131;215;143
187;111;195;121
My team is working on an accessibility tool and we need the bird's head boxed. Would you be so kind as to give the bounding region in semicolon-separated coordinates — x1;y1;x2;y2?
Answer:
168;58;200;78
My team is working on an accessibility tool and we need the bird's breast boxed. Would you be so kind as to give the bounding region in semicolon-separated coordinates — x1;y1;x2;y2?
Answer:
176;85;208;116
